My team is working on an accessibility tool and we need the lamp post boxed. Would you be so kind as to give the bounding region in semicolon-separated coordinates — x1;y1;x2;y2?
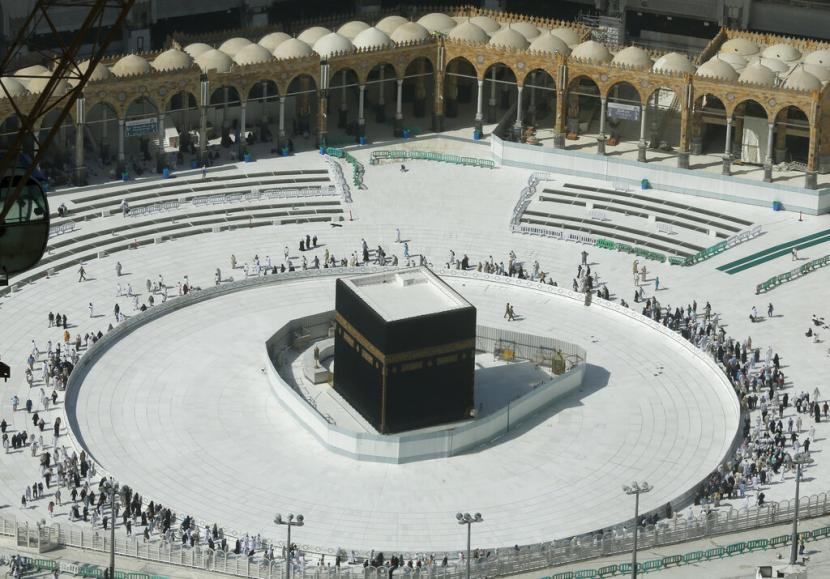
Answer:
101;478;118;579
275;513;304;579
456;512;483;579
623;481;652;579
790;452;814;564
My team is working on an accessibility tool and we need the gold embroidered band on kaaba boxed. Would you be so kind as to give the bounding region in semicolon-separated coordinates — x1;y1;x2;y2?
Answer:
334;312;474;365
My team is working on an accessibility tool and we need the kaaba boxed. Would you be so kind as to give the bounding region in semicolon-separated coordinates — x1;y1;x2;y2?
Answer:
333;267;476;434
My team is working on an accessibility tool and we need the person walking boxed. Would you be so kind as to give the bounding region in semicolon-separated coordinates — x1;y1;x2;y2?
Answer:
581;250;588;266
115;261;122;277
77;265;87;282
88;303;94;318
768;303;774;318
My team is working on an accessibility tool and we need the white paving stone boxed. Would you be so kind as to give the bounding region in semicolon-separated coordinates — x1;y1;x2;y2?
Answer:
0;136;828;556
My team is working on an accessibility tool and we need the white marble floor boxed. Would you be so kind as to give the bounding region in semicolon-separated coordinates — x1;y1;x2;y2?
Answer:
68;273;737;554
0;136;828;558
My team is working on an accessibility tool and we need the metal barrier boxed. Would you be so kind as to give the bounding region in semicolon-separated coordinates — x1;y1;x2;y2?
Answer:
684;225;763;266
755;252;830;294
192;187;337;207
128;200;180;218
49;221;77;237
593;238;668;263
324;155;353;203
325;148;364;189
369;150;495;169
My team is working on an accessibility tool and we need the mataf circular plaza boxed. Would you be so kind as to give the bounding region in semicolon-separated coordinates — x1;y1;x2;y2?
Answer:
2;5;830;578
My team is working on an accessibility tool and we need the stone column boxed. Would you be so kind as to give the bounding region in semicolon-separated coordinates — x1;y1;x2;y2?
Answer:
475;79;484;134
514;85;524;133
433;68;444;132
318;93;328;148
638;104;647;163
528;72;537;126
678;83;692;169
763;122;774;182
806;118;819;189
358;85;366;138
649;91;659;149
394;78;404;137
597;97;607;155
239;102;246;147
338;70;348;129
279;96;286;138
775;110;788;163
74;96;86;185
199;76;209;163
722;115;733;175
377;66;386;123
553;61;567;149
117;118;126;171
157;112;165;172
487;67;497;122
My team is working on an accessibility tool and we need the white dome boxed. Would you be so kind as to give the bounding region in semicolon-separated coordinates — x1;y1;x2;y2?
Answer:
528;31;570;55
111;54;151;77
508;21;541;40
273;38;313;60
571;40;612;64
297;26;331;46
391;21;431;43
376;16;408;36
738;63;776;86
470;16;500;34
611;46;652;69
762;43;801;62
195;49;233;73
28;73;70;96
804;49;830;67
152;48;193;72
696;59;739;81
652;52;695;74
550;27;581;47
784;68;821;91
489;27;529;50
233;43;274;65
417;12;456;34
312;32;354;58
69;60;113;86
337;21;370;40
184;43;212;58
218;37;252;58
760;57;788;73
352;27;394;50
258;32;291;52
15;64;49;88
802;63;830;82
721;37;759;56
0;77;28;98
716;52;747;71
447;21;489;43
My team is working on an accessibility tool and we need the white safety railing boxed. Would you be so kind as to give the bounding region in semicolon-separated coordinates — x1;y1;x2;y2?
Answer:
656;221;676;235
589;208;609;222
324;155;353;204
48;221;76;238
192;187;338;207
510;172;557;228
128;200;180;218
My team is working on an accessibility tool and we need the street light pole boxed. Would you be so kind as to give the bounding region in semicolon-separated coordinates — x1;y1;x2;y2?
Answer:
456;512;483;579
102;478;118;579
275;513;304;579
623;481;652;579
790;452;814;564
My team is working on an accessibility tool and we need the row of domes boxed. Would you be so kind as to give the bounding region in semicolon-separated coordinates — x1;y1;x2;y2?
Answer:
5;13;830;98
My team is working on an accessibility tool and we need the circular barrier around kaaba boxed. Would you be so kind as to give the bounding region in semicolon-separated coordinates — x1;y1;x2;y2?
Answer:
64;267;741;554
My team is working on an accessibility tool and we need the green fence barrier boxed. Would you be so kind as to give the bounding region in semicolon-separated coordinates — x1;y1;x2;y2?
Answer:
661;555;682;567
552;572;574;579
641;559;663;573
574;570;598;578
326;148;365;188
705;547;725;559
747;539;769;551
597;564;618;576
726;542;747;556
770;534;791;548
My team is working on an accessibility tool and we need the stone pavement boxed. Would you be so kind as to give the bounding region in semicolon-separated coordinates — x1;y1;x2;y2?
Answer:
0;134;827;570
